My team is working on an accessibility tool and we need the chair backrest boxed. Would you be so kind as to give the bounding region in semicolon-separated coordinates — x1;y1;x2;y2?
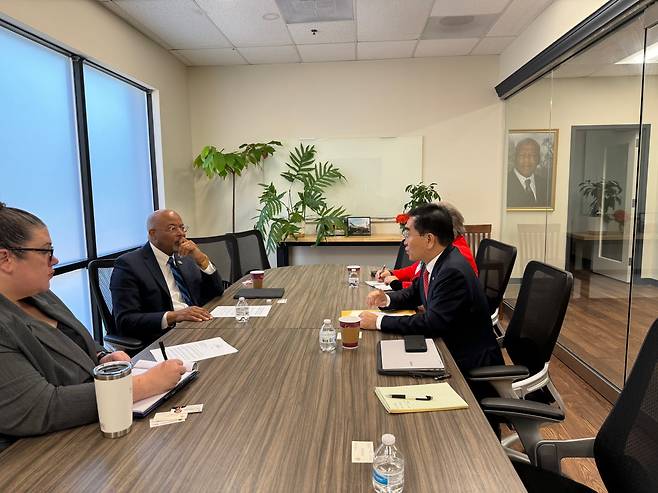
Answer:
475;239;517;316
87;259;117;339
190;233;239;284
504;260;573;374
594;318;658;493
464;224;492;257
394;240;414;270
233;229;270;277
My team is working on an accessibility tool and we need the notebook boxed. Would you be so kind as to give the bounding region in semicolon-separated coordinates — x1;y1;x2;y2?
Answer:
340;309;415;317
132;360;198;418
233;288;284;299
374;383;468;414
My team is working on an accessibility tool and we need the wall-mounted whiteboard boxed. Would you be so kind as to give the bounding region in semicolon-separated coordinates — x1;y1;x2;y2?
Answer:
263;136;422;218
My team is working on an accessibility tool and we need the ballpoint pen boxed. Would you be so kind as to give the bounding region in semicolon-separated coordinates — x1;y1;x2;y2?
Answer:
388;394;432;401
159;341;168;360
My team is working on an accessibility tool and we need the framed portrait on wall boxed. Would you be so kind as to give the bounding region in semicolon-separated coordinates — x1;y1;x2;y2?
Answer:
346;217;371;236
506;129;558;211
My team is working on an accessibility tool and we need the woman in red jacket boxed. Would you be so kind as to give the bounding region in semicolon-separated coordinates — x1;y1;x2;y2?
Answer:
377;202;478;290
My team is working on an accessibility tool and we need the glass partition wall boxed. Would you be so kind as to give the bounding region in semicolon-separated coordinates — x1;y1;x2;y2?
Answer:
502;13;658;394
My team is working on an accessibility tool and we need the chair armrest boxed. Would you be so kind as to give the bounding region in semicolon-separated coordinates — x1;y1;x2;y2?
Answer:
469;365;530;381
481;397;565;421
535;438;595;475
104;334;144;351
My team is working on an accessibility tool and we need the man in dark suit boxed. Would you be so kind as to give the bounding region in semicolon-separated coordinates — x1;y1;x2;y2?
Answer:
359;203;502;374
507;137;549;208
110;209;224;345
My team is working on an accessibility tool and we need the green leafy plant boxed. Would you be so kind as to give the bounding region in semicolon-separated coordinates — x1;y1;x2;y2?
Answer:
403;181;442;212
255;143;348;252
194;141;281;231
578;179;623;219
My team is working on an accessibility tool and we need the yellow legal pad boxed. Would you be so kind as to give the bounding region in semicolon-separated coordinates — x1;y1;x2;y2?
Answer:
374;383;468;414
341;309;416;317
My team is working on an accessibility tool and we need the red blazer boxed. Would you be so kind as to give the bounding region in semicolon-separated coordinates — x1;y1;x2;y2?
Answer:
391;236;478;289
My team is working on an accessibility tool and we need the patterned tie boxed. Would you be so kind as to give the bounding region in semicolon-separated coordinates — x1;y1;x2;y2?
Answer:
423;267;430;299
167;257;194;306
524;178;536;202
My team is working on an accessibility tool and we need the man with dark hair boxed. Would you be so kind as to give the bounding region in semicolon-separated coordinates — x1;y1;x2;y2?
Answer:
360;203;503;373
507;137;549;208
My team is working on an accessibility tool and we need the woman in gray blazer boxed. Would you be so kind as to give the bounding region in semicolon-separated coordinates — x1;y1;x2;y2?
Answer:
0;203;186;451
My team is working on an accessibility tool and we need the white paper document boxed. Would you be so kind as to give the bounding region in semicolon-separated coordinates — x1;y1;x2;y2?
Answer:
150;337;238;362
352;441;374;463
380;339;445;370
364;280;392;291
132;360;197;415
210;305;273;318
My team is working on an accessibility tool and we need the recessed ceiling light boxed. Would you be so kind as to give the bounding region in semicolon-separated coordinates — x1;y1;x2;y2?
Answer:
439;15;475;27
263;12;280;21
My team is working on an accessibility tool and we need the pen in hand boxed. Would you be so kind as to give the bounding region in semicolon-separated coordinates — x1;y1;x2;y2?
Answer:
159;341;168;361
389;394;432;401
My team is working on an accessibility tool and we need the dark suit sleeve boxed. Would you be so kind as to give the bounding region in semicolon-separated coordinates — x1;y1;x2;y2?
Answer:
381;266;468;337
110;256;166;340
198;266;223;306
385;275;423;310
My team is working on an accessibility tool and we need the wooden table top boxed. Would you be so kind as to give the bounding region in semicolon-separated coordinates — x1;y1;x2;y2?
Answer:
0;265;525;493
280;234;403;245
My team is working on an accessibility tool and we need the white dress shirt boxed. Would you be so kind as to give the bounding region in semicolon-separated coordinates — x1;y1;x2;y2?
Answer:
375;249;443;330
149;243;216;329
513;168;537;201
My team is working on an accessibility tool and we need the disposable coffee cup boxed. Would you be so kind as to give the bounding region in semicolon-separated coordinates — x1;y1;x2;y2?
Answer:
93;361;133;438
251;270;265;289
339;316;361;349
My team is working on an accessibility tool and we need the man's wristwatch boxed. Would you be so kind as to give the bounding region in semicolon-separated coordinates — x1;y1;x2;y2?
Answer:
97;350;112;361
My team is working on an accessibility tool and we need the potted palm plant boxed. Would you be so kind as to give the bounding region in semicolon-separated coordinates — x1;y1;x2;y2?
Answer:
578;179;623;231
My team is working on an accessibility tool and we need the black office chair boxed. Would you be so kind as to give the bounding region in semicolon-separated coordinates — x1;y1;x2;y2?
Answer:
233;229;270;278
190;233;238;287
475;239;517;336
393;240;414;270
469;261;573;460
482;317;658;493
87;259;145;356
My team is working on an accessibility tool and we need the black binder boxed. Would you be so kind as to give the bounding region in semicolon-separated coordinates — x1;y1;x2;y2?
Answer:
233;288;284;299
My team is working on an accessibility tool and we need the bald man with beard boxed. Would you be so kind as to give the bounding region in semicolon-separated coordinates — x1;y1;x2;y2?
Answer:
110;210;224;345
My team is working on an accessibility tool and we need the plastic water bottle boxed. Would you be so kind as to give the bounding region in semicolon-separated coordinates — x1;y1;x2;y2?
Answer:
319;319;336;352
372;434;404;493
235;296;249;323
348;268;359;288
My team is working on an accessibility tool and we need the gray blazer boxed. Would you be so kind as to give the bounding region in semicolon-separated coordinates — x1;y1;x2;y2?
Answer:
0;290;103;451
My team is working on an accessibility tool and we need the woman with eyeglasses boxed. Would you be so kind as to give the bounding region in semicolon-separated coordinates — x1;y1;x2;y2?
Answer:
0;203;186;451
375;202;478;290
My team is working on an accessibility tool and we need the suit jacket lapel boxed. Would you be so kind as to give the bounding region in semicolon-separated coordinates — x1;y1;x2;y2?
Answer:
425;245;454;305
22;294;96;375
141;243;171;302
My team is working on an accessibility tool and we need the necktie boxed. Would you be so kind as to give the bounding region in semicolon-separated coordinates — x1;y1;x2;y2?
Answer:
524;178;536;202
423;267;429;299
168;257;194;306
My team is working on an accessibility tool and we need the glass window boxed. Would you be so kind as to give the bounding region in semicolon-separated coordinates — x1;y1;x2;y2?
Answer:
50;269;93;335
0;27;86;265
84;64;153;256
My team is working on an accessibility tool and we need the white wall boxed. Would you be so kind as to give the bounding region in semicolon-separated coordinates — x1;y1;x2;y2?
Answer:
0;0;196;227
499;0;608;82
188;56;504;265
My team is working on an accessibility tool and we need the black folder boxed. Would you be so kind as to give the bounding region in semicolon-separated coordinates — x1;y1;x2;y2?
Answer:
233;288;285;299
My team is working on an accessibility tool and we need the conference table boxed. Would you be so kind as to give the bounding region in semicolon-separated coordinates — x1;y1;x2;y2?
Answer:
0;265;525;492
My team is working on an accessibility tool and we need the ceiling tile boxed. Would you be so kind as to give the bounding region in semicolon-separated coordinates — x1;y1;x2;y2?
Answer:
113;0;231;49
487;0;553;37
298;43;356;62
196;0;293;48
171;48;247;66
357;40;417;60
288;21;356;45
414;38;479;57
471;36;515;55
357;0;435;42
422;14;499;40
431;0;510;16
238;45;301;64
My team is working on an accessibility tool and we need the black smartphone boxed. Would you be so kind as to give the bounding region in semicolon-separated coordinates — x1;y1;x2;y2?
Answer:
404;335;427;353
